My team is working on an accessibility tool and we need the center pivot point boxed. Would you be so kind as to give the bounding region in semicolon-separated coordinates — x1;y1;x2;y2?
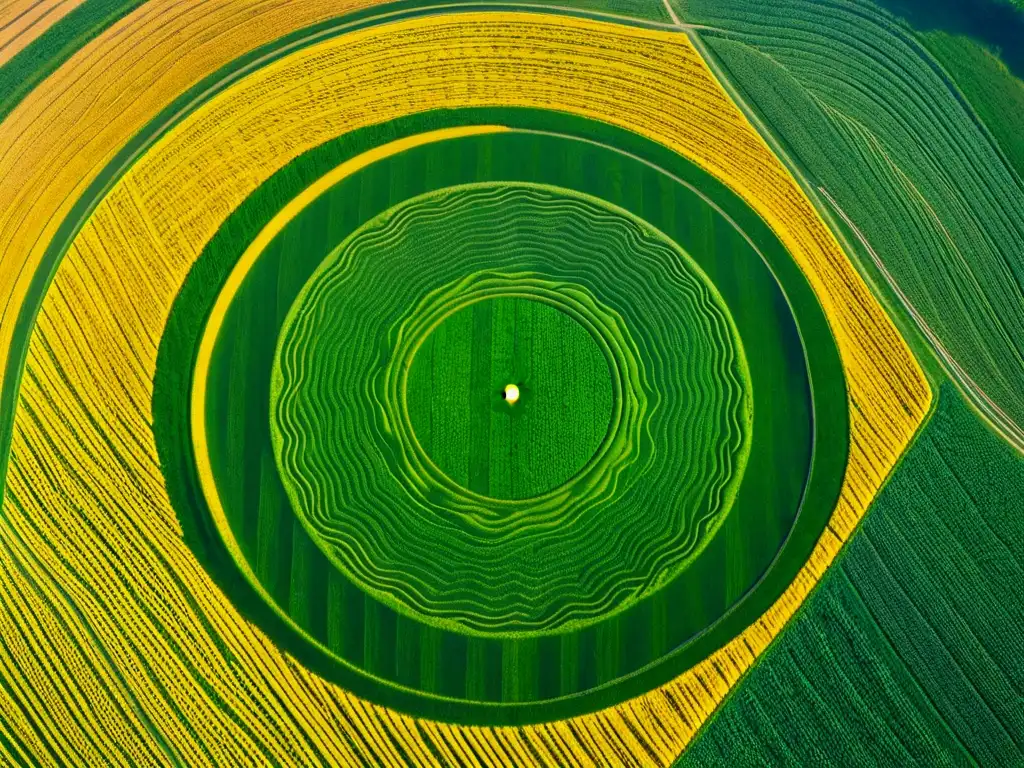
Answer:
503;383;520;405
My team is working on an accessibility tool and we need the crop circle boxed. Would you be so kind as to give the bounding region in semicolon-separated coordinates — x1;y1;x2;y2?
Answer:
271;183;751;637
154;108;843;723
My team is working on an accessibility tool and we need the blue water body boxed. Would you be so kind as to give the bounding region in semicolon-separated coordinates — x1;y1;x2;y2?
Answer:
879;0;1024;77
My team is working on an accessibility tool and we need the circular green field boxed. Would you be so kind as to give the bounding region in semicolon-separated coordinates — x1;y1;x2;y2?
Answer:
154;107;847;724
406;294;614;501
271;183;751;636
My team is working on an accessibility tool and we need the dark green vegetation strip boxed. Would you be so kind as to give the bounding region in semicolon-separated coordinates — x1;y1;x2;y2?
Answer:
0;0;146;125
684;0;1024;450
154;106;846;724
680;385;1024;767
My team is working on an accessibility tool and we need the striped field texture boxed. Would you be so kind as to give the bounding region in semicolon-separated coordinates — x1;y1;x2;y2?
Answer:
681;385;1024;766
271;184;750;636
682;0;1024;450
0;0;87;65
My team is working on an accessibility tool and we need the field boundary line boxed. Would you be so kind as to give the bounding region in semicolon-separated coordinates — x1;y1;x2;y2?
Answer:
819;187;1024;454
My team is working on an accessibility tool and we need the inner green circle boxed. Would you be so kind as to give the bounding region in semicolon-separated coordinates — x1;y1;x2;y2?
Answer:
272;182;750;637
406;296;613;500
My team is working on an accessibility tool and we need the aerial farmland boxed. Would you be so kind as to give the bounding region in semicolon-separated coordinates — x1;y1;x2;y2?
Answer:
0;0;1021;764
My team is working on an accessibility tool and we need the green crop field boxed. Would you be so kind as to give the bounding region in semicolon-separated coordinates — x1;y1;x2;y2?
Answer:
923;32;1024;179
154;109;846;724
0;0;1022;764
680;385;1024;766
681;0;1024;452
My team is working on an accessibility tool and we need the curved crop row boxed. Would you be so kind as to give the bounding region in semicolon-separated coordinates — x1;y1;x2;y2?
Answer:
0;0;85;66
169;114;824;720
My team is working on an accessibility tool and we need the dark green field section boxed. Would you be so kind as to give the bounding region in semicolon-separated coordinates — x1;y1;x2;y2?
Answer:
154;107;846;724
407;296;614;500
683;0;1024;451
680;386;1024;767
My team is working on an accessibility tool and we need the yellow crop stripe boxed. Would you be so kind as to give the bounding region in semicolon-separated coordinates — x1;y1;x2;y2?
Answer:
0;0;87;66
0;0;389;405
1;11;929;766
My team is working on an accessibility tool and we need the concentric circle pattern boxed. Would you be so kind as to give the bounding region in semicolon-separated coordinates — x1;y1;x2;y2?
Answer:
176;112;839;721
389;276;630;509
0;4;935;764
271;183;751;636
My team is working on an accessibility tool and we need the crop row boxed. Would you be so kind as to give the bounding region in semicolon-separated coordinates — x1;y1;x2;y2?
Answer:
687;0;1024;448
682;386;1024;766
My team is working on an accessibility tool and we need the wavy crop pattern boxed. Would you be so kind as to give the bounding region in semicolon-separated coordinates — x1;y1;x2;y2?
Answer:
272;183;750;636
0;5;929;765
